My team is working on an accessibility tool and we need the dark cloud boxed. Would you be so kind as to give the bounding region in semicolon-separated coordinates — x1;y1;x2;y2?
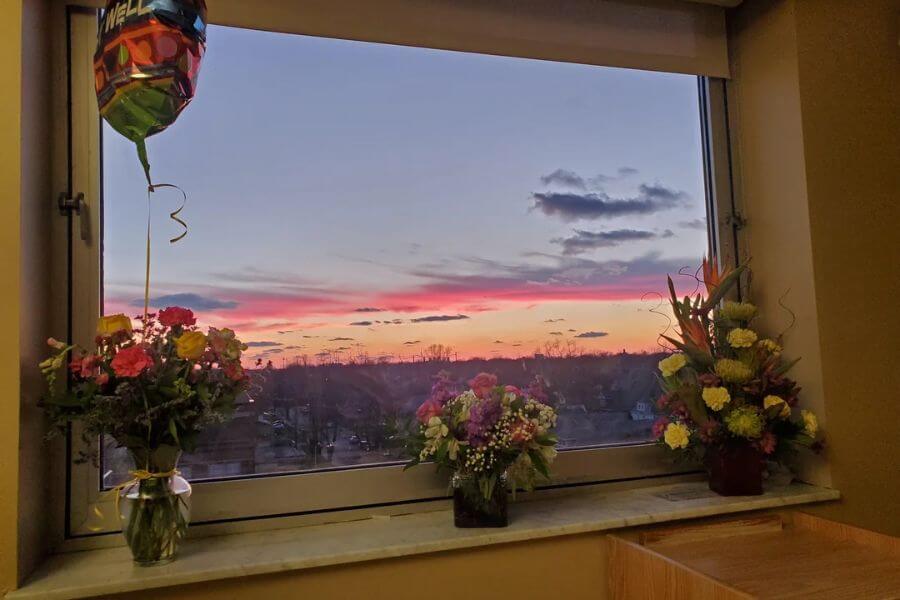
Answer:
493;340;504;344
403;340;421;345
568;329;577;332
543;318;566;323
409;314;470;323
349;321;373;326
576;331;609;338
245;341;282;348
618;167;638;177
135;293;238;311
551;228;661;255
540;169;586;190
549;331;563;336
329;337;354;341
531;184;687;222
354;307;385;313
679;218;707;230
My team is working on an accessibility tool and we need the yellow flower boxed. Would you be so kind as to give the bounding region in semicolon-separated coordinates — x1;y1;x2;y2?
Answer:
715;358;753;383
720;301;757;322
175;331;207;360
801;409;818;436
758;338;782;354
663;422;691;450
764;395;791;418
702;387;731;411
97;314;132;336
725;406;763;438
727;328;758;348
658;353;687;377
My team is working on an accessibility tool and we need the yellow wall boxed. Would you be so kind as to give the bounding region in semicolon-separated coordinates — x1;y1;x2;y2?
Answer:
728;0;900;535
114;533;611;600
792;0;900;535
1;0;25;591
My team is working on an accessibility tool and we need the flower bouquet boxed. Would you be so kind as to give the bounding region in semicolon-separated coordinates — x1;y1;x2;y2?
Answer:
654;259;823;495
406;373;558;527
41;307;249;564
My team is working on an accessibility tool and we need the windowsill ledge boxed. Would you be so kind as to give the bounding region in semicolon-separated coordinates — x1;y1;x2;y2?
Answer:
9;482;839;600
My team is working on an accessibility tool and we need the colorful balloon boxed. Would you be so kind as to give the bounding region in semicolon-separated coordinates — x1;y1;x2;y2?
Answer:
94;0;207;182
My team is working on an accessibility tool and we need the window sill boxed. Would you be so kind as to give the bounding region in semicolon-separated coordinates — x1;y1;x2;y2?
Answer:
10;481;839;600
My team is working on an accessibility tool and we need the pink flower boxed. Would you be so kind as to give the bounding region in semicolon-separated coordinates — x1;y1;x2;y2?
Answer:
527;375;549;404
652;417;670;439
47;337;66;350
416;397;443;424
95;372;110;386
110;345;153;378
698;420;720;443
504;385;523;396
158;306;196;328
69;354;100;379
469;372;498;399
759;431;777;455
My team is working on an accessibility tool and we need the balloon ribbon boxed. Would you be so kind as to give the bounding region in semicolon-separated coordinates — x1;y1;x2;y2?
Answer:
136;141;189;326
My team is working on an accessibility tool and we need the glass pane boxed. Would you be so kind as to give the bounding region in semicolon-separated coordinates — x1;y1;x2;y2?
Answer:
101;25;707;487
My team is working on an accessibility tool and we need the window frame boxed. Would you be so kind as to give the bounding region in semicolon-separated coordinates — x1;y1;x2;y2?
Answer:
59;7;738;540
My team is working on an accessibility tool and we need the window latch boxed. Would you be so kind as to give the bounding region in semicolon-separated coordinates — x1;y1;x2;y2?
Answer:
726;212;747;230
58;192;91;242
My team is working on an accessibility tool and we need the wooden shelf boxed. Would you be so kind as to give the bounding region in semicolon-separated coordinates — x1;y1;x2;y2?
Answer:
609;512;900;599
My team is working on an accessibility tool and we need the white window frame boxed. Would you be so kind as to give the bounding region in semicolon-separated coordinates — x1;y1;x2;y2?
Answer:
57;7;739;540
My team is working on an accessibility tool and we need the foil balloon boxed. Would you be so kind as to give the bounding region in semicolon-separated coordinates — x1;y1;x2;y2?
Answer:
94;0;207;183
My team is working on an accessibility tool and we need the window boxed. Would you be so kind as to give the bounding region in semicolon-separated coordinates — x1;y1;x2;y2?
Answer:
65;13;734;536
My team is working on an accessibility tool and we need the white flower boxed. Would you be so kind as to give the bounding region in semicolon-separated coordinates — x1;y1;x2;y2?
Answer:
801;409;818;436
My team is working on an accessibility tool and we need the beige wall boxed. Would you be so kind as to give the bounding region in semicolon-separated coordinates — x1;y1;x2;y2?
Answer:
728;0;900;535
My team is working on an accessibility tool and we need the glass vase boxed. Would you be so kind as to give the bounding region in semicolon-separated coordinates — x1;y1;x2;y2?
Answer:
706;440;763;496
451;472;508;528
119;446;192;565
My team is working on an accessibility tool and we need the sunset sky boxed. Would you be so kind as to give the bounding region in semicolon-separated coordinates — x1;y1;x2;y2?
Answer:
103;25;708;365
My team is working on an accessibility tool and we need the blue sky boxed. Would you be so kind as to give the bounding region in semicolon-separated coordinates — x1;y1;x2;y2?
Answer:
103;25;707;362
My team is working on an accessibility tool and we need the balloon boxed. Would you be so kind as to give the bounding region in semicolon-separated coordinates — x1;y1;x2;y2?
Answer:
94;0;207;183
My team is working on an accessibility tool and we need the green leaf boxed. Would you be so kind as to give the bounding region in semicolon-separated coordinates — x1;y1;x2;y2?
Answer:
775;356;801;376
168;418;180;446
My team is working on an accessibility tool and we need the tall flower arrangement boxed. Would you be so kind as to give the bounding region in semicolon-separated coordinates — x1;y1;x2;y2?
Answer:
406;372;558;527
654;260;822;494
40;307;249;563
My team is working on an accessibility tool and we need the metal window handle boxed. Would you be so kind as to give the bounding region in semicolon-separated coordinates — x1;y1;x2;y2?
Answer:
58;192;90;242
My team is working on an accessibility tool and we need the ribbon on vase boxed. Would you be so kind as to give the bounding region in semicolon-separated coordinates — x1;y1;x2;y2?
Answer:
96;468;182;525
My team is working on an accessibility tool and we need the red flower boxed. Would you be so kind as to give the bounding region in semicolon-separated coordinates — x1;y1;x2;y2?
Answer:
223;361;245;382
469;372;498;399
652;417;670;439
415;397;443;424
759;432;777;455
158;306;196;328
656;393;671;410
111;345;153;378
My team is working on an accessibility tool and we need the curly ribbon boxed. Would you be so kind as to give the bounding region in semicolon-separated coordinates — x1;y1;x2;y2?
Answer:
91;469;181;527
136;142;189;326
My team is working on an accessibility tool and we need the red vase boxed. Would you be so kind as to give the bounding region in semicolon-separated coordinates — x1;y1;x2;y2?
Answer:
706;441;763;496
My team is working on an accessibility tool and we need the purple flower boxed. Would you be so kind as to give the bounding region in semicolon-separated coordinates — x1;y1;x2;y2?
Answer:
465;397;502;447
429;370;458;406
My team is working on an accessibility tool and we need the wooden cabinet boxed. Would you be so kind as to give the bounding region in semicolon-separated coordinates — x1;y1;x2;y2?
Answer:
609;512;900;599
